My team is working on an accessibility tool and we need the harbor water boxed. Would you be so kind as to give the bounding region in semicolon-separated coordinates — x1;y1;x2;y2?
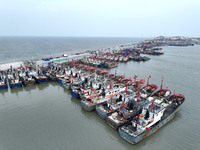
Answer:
0;37;200;150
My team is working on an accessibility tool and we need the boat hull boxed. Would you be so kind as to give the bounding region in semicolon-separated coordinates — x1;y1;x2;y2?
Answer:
70;90;80;99
37;78;48;83
62;82;71;90
33;76;48;84
0;84;8;89
95;106;108;119
95;106;115;119
81;100;96;111
107;117;130;130
118;108;179;144
57;78;63;83
21;79;35;86
10;81;23;88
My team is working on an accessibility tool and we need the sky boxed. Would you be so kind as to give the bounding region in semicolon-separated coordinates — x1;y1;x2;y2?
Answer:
0;0;199;37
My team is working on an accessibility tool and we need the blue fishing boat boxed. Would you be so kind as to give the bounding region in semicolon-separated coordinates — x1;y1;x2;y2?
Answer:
57;78;63;83
7;72;23;88
9;80;23;88
0;74;8;89
70;89;80;98
0;82;7;89
34;75;48;83
97;62;106;68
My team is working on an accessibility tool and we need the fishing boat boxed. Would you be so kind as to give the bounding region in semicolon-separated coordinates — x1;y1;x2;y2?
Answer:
7;73;23;88
140;84;158;99
141;56;150;61
33;70;48;84
118;93;185;144
106;96;145;129
0;74;7;89
19;70;36;86
81;86;126;111
70;89;81;99
62;78;71;90
96;91;135;119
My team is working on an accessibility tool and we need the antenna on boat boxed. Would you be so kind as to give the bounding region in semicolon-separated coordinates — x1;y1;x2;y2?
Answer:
151;100;154;112
134;75;137;84
173;90;175;102
159;76;164;97
110;81;112;89
136;83;140;101
125;84;128;94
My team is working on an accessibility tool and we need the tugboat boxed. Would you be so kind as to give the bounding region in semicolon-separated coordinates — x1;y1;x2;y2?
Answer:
118;93;185;144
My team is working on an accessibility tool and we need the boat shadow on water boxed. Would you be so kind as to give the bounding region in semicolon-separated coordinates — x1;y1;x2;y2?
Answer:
10;86;24;95
36;83;50;91
23;85;37;92
49;81;60;87
0;88;8;96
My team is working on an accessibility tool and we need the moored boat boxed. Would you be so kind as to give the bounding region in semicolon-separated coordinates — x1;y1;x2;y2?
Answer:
0;75;7;89
118;93;185;144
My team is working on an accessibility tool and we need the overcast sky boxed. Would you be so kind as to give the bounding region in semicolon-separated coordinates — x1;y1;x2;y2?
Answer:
0;0;199;37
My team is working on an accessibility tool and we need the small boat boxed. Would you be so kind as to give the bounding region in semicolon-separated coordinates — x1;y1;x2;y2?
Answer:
141;56;150;61
118;93;185;144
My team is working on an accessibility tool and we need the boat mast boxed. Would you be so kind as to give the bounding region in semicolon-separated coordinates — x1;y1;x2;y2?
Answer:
173;90;175;102
159;77;164;97
134;75;137;84
147;75;151;87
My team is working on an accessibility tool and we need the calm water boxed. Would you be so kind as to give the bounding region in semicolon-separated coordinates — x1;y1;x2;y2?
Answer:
0;38;200;150
0;37;144;64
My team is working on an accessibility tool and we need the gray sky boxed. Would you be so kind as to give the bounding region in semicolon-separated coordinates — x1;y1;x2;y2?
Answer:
0;0;199;37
